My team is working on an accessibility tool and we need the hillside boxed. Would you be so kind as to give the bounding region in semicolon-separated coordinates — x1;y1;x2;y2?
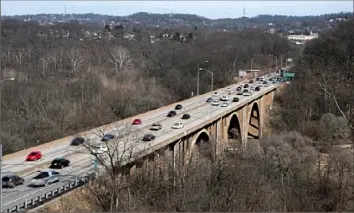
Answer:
1;12;351;34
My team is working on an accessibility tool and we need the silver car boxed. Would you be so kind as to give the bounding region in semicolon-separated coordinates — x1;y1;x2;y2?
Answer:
31;170;60;187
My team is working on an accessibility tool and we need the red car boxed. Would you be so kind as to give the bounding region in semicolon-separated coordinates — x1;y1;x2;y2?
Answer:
132;119;142;125
26;151;42;161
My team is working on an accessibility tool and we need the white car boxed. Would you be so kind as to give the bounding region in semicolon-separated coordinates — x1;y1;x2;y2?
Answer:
212;100;220;106
221;102;229;107
220;95;230;101
91;145;108;154
243;90;251;96
226;88;232;92
172;122;184;129
236;90;243;95
213;92;219;96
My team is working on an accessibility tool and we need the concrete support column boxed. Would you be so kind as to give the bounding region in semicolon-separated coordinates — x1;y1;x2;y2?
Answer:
164;146;174;181
242;106;248;148
259;98;264;138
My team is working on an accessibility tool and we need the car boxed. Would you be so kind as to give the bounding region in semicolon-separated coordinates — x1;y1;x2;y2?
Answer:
50;157;70;169
236;86;242;91
226;88;232;92
150;123;162;131
213;92;219;96
236;90;243;95
256;77;261;81
101;134;115;141
259;77;265;81
91;145;108;154
220;95;230;101
142;134;155;142
172;122;184;129
30;170;60;187
206;97;213;103
221;102;229;107
212;100;220;106
181;114;191;119
255;86;261;91
132;118;142;125
232;97;239;102
167;110;177;117
269;77;274;81
2;174;24;188
243;90;251;96
263;81;268;85
249;79;254;83
175;104;182;110
71;137;85;146
243;84;249;88
26;151;42;161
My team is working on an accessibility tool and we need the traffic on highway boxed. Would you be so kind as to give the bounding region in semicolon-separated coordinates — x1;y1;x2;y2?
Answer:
1;69;286;211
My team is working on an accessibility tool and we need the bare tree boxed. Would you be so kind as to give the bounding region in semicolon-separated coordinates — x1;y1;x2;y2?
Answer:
81;123;143;212
108;45;133;73
68;48;84;73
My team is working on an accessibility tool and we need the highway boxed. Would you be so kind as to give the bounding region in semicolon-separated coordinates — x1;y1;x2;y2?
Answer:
1;71;281;211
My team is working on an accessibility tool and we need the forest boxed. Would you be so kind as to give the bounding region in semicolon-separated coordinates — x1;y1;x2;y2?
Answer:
1;19;293;154
1;16;351;212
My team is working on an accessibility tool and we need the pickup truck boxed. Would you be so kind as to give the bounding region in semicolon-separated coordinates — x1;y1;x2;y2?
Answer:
30;170;60;187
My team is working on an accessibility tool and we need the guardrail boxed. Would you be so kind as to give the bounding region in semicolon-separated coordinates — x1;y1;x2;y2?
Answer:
2;169;96;213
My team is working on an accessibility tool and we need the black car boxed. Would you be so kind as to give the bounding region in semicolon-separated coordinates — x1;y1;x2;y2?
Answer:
70;137;84;146
255;86;261;91
263;81;268;84
206;98;213;103
236;86;242;91
181;114;191;119
167;110;177;117
50;157;70;169
232;97;239;102
256;77;261;81
244;84;249;88
101;134;115;141
175;104;182;110
249;80;254;83
142;134;155;142
2;174;24;188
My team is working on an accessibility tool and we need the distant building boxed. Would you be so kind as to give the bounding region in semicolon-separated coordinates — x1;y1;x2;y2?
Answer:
287;32;318;43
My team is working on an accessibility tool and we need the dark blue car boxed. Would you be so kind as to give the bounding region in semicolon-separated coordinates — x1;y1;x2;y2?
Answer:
101;134;115;141
206;98;213;103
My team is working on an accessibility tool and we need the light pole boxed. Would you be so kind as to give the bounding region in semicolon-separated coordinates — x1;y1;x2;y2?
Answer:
198;68;214;92
0;77;15;83
197;61;212;95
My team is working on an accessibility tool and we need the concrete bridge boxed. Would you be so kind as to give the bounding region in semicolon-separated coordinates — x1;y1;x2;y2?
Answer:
1;72;282;212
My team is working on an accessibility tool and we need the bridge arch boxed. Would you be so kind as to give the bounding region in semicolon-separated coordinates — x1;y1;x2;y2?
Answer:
227;113;242;148
189;129;213;161
247;102;261;139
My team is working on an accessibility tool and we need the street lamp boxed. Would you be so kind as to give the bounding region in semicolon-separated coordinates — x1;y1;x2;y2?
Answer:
197;67;214;95
0;77;15;83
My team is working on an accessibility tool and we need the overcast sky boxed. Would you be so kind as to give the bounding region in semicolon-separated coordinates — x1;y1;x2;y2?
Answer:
1;1;353;19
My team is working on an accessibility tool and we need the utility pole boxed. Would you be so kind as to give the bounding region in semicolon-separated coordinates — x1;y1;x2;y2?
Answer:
280;55;283;68
197;63;200;96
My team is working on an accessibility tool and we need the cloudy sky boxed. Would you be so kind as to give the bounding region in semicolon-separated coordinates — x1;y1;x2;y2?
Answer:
1;1;353;19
